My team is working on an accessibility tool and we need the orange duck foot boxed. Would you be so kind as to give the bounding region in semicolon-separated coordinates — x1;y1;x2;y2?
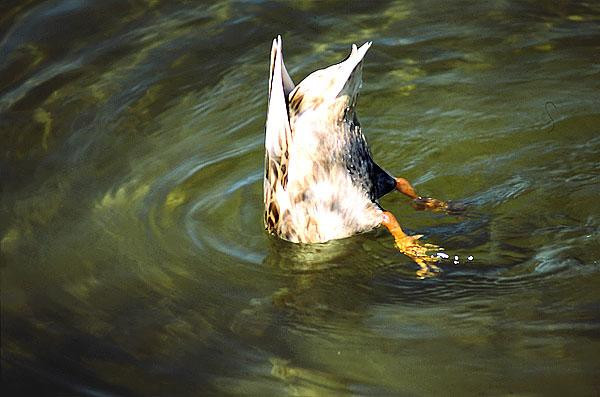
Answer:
381;211;442;278
395;177;464;214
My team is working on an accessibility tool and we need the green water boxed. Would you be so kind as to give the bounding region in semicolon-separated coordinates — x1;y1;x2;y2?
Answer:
2;1;600;395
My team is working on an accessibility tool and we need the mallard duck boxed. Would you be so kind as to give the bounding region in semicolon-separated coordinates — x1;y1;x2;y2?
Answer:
263;36;449;276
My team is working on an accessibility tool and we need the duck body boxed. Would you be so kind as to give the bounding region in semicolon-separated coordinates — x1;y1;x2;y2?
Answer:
264;37;396;243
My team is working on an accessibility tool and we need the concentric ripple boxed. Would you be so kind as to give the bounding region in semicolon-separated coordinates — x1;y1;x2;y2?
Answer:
3;1;600;395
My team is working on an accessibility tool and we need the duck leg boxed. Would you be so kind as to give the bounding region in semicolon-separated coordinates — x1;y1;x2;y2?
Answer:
381;211;441;278
395;177;450;212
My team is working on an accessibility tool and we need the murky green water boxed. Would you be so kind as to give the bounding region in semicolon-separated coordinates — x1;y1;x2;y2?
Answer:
2;1;600;395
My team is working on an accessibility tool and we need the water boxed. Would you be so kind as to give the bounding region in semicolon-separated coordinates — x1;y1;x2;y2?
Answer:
2;1;599;395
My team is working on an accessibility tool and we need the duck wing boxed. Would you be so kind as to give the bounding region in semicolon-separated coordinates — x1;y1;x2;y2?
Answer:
264;36;294;232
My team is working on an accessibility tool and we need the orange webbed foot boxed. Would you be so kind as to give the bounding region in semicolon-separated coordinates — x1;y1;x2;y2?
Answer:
413;198;467;215
381;211;442;279
395;177;464;215
411;197;449;212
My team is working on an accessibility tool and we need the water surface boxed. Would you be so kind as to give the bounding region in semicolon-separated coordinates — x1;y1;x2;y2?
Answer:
2;1;600;395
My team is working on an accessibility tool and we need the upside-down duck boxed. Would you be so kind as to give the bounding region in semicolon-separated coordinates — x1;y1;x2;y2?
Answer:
263;36;451;277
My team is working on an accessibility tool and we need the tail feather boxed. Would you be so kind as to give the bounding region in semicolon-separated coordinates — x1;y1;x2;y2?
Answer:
264;36;294;232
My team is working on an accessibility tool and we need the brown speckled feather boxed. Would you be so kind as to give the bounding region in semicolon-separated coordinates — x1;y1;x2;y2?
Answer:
264;36;294;236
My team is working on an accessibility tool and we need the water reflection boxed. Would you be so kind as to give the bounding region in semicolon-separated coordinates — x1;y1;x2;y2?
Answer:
2;0;600;395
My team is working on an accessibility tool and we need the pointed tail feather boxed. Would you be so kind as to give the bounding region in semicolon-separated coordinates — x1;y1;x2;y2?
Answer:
266;35;294;159
268;35;295;99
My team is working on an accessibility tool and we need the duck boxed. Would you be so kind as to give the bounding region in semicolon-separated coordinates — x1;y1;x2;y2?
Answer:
263;36;450;277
